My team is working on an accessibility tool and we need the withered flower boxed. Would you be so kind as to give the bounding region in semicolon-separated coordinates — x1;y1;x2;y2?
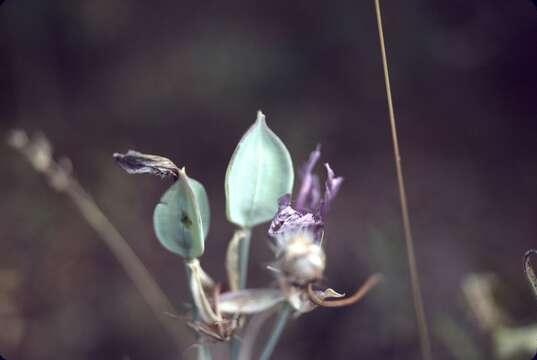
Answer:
111;114;380;357
268;146;380;313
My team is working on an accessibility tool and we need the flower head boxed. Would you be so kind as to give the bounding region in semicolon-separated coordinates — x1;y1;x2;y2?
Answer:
266;146;351;312
268;146;343;253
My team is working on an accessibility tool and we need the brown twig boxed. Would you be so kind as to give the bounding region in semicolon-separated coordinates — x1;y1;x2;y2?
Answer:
374;1;432;359
307;273;382;307
7;130;185;348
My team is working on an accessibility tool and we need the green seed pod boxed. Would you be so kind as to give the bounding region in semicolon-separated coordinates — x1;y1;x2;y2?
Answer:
153;168;210;258
225;111;294;228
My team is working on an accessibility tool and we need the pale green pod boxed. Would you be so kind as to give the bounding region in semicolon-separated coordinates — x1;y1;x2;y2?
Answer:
153;168;210;258
225;111;294;228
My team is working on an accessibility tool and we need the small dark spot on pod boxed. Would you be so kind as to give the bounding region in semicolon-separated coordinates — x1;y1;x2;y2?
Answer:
181;212;193;229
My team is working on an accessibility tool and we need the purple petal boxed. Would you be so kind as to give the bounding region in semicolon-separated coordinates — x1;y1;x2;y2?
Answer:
295;145;321;212
277;194;291;209
319;163;343;218
268;205;324;251
309;175;321;210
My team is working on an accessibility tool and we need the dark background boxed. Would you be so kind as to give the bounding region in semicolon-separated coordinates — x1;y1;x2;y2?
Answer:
1;1;536;359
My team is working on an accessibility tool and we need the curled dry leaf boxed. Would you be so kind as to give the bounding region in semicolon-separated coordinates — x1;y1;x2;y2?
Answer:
114;150;179;179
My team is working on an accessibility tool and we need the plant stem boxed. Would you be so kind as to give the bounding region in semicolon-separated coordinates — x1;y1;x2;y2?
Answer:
230;228;252;360
258;303;291;360
184;261;212;360
239;228;252;289
230;337;241;360
373;1;432;360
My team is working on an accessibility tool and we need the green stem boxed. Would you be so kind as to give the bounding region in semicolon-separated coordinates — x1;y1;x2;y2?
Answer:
230;228;252;360
184;261;212;360
258;303;291;360
230;337;241;359
196;346;212;360
238;228;252;289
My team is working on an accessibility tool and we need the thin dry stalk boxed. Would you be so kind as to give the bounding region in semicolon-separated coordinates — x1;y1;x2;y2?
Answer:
374;1;432;360
7;130;186;349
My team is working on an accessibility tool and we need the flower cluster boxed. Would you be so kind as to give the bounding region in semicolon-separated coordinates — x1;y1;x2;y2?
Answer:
114;112;380;356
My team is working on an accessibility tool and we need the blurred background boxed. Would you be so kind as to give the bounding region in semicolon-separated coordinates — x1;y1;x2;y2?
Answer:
1;1;537;359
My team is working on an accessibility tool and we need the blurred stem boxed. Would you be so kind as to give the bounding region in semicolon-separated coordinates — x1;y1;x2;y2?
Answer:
230;337;241;360
239;228;252;289
238;308;278;360
230;228;252;360
7;130;186;348
434;314;483;360
184;262;212;360
258;303;291;360
374;1;432;359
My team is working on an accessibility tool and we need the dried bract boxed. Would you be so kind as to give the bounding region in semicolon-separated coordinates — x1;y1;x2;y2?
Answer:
113;150;179;179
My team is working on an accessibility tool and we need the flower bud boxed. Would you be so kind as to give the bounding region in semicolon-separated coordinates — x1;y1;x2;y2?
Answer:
279;231;325;285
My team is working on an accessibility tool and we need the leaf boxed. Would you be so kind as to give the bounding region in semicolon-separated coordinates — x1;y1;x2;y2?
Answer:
218;289;284;314
153;168;210;258
225;111;294;228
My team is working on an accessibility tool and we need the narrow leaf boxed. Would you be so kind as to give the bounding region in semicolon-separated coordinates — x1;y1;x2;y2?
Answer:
218;289;284;314
225;111;294;228
153;168;210;258
226;230;245;292
186;259;222;323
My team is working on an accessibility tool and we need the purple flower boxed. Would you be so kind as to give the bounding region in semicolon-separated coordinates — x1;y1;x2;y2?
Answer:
268;146;343;250
295;145;322;213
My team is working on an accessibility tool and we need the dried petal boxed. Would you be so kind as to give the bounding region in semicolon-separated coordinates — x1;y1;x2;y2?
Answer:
218;289;284;314
280;282;345;314
319;163;343;218
114;150;179;179
268;148;343;250
277;193;292;209
317;288;345;299
295;145;321;212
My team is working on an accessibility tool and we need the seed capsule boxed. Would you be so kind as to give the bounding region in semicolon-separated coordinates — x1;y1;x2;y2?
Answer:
277;231;325;285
